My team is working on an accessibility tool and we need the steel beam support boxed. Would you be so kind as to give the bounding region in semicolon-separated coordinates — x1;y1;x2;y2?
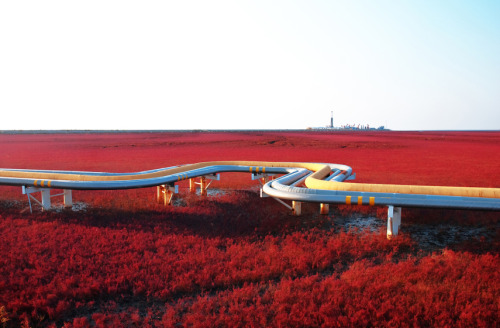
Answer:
157;184;178;206
200;177;207;196
252;173;276;183
387;205;402;239
164;189;173;206
22;186;74;211
191;174;220;196
189;178;196;193
156;186;162;204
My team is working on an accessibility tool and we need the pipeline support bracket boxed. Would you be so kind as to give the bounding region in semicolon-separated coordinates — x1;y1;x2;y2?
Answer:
190;174;220;196
252;173;276;186
157;184;178;206
22;186;73;212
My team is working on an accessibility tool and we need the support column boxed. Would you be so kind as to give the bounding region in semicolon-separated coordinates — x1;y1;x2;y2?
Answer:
63;190;73;208
156;185;163;204
164;189;174;206
292;201;301;216
189;178;196;193
387;205;402;239
200;177;207;196
320;203;329;215
23;186;73;212
41;189;51;210
156;185;176;206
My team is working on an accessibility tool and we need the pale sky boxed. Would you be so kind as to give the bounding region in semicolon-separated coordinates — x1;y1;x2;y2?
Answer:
1;1;499;130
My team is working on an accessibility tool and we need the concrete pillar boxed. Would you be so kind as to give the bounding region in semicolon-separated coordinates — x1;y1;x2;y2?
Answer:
387;206;402;239
41;189;51;210
63;190;73;208
292;201;301;216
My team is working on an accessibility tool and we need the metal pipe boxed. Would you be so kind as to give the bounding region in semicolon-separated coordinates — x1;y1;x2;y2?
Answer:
1;161;499;210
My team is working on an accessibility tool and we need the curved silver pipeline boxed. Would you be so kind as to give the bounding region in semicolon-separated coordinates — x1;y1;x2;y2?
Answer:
262;171;500;210
0;165;292;190
0;162;499;210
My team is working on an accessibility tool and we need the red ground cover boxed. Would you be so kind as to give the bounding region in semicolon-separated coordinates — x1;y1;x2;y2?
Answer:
0;131;499;327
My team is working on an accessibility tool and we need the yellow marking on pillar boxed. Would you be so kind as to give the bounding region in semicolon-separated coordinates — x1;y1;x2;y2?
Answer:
177;175;181;181
48;181;51;188
41;180;45;187
346;196;351;205
185;174;188;180
256;167;259;173
263;167;266;173
369;197;375;206
249;167;253;173
357;196;363;205
34;180;38;187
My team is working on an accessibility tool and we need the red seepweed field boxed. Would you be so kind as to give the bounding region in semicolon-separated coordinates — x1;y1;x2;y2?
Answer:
0;131;499;327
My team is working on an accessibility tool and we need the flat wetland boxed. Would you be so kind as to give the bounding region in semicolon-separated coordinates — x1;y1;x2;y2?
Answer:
0;131;498;327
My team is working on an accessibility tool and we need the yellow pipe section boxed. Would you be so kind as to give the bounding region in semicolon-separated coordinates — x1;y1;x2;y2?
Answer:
1;161;499;199
305;167;500;198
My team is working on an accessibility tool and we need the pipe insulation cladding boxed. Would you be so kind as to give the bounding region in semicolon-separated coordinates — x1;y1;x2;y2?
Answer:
1;161;499;210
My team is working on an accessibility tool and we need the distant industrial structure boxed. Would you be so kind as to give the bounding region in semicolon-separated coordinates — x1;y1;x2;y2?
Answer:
307;112;387;131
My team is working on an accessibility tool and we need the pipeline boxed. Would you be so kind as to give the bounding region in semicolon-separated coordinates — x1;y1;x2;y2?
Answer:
1;161;499;210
